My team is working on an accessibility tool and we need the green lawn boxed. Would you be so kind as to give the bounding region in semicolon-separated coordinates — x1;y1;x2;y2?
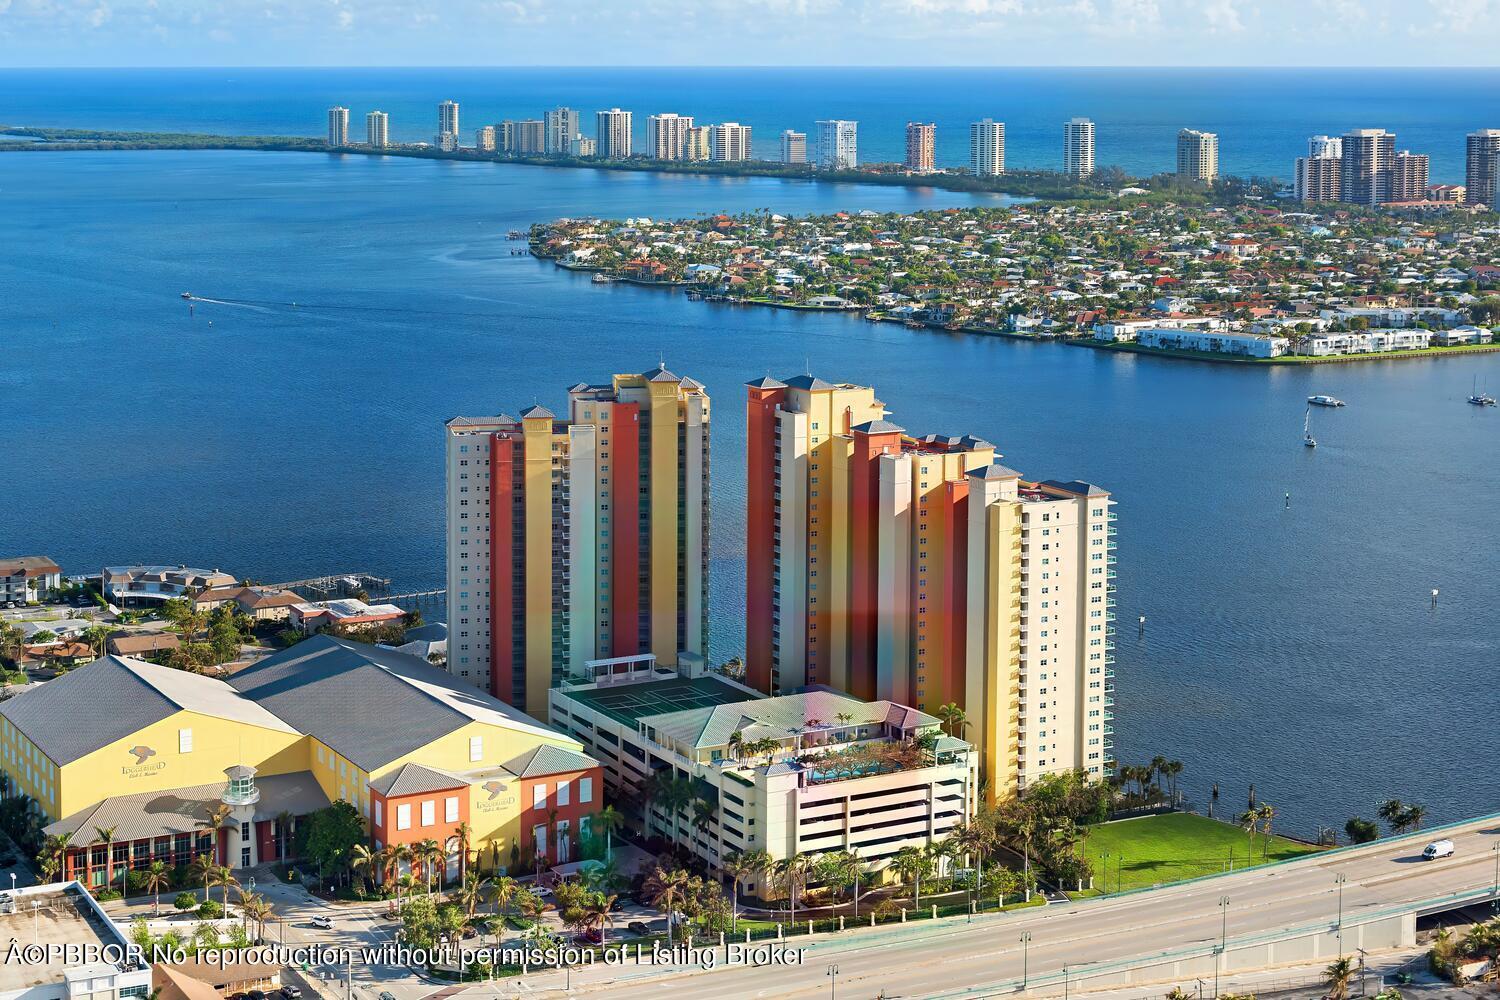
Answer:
1081;813;1322;894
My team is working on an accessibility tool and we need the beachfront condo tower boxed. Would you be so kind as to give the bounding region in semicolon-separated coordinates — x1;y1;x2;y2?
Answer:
970;119;1006;177
437;100;460;151
1176;129;1219;182
366;110;389;148
1064;117;1096;177
327;106;349;147
648;113;694;160
596;108;633;159
545;107;582;155
743;375;1114;800
1465;129;1500;207
905;122;936;173
815;120;858;170
446;366;711;719
711;122;753;162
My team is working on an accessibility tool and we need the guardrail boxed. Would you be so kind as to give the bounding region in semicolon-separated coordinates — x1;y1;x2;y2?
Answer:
927;883;1500;998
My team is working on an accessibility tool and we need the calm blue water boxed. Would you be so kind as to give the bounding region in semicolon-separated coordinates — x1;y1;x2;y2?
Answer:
5;67;1500;181
2;143;1498;837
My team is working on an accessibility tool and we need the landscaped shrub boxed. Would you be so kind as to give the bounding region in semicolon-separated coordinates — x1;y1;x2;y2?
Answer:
173;891;198;911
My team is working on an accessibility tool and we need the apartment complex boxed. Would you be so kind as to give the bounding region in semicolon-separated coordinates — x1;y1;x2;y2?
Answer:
905;122;936;173
445;367;710;717
511;119;546;155
1464;129;1500;207
1176;129;1219;182
781;129;807;164
0;556;60;606
545;107;582;155
686;126;711;161
366;110;389;148
647;113;694;160
0;636;600;885
1296;135;1343;202
596;108;633;159
326;106;349;147
549;659;975;887
475;126;496;153
743;375;1114;799
1389;150;1430;203
437;100;460;151
1341;128;1395;205
815;119;858;170
970;119;1006;177
711;122;753;162
1064;117;1096;177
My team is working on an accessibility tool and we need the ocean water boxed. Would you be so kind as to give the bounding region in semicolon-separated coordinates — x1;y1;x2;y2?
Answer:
4;67;1500;181
1;80;1498;836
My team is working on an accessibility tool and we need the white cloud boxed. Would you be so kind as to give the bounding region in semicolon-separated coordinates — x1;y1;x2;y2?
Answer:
1202;0;1244;31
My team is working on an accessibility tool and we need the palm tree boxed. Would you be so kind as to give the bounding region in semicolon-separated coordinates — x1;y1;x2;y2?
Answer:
350;844;378;894
722;848;769;932
774;853;812;925
416;837;443;893
93;825;119;897
190;853;216;904
643;866;692;945
144;860;170;915
952;822;992;900
892;845;932;909
36;832;70;882
193;921;220;951
727;731;744;761
1401;803;1426;832
457;871;492;918
593;805;625;862
238;892;273;942
936;703;967;738
1376;798;1408;833
198;804;232;864
1323;956;1356;999
391;843;413;907
448;822;473;884
1256;803;1277;861
211;866;239;908
579;892;617;945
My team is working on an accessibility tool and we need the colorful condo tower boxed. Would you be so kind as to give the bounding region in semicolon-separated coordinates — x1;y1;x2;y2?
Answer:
745;374;1114;800
446;365;711;718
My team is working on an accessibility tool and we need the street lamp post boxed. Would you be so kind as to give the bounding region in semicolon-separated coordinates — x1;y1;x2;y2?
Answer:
1215;896;1230;999
1020;931;1032;989
826;963;839;1000
1100;853;1110;896
1063;963;1069;1000
1491;843;1499;915
1334;873;1347;951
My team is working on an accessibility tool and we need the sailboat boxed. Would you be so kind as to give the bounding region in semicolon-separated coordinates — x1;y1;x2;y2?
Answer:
1303;407;1317;448
1467;375;1497;407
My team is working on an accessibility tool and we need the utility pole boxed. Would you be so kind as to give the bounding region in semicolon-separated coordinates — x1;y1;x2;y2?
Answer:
1019;931;1032;988
1335;872;1347;952
1216;895;1230;999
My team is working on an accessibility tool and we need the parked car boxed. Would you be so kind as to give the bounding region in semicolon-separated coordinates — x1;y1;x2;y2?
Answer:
279;987;302;1000
626;921;649;936
1422;839;1455;860
574;930;603;945
310;914;333;929
379;992;397;1000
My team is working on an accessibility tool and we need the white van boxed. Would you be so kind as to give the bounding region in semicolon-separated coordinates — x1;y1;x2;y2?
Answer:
1421;839;1455;860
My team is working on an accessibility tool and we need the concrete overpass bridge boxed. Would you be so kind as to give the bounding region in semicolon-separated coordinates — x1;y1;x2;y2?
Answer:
553;812;1500;998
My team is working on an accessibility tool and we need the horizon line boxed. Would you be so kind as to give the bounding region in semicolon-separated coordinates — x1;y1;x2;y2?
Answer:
8;64;1500;72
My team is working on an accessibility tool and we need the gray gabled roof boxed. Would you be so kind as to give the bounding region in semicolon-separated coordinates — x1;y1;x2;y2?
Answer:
645;364;681;383
45;770;330;842
227;635;562;772
782;374;837;391
518;404;555;420
1039;479;1110;497
502;744;597;779
0;655;292;766
744;376;786;390
969;463;1022;481
850;418;905;435
369;762;467;797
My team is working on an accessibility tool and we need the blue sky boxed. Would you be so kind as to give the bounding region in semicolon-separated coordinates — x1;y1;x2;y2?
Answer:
4;0;1498;67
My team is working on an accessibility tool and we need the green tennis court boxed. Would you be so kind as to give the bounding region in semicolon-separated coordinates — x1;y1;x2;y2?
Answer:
563;676;747;727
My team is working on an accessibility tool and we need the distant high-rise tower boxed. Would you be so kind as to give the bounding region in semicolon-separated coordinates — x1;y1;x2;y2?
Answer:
437;100;460;152
904;122;936;173
365;110;388;148
1064;117;1096;177
596;108;633;159
475;126;496;153
781;129;807;164
970;119;1006;177
544;108;582;155
710;123;752;162
445;367;711;718
685;126;711;161
1340;128;1395;206
1465;129;1500;207
647;113;693;160
513;120;545;155
815;120;858;171
1296;136;1343;202
1176;129;1219;183
326;106;349;147
1389;150;1430;203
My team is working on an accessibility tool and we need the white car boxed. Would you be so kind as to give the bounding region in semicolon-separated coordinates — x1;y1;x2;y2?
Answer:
310;914;334;929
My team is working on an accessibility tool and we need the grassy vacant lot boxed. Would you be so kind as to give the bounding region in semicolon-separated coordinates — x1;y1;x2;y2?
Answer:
1082;813;1322;894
